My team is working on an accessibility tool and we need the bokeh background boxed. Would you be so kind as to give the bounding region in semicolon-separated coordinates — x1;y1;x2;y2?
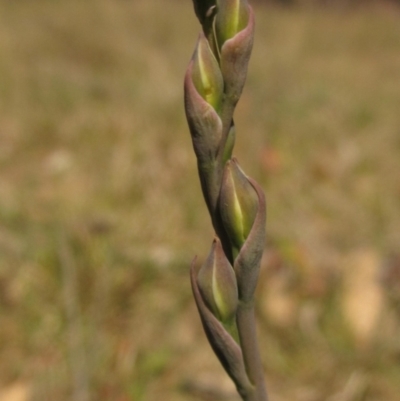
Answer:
1;0;400;400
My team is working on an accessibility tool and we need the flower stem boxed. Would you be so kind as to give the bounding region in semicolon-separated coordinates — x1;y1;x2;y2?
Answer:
236;299;268;401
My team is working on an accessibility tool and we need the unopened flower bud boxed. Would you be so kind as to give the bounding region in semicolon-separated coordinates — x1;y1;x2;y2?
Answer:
184;60;223;165
218;3;254;107
197;238;238;322
215;0;249;47
192;33;224;112
220;159;258;255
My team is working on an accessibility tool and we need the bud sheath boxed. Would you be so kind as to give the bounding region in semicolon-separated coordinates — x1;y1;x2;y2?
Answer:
192;33;223;112
219;159;258;256
197;238;238;322
215;0;249;47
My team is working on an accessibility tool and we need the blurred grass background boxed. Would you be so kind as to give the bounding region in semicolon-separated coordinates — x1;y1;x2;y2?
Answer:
0;0;400;400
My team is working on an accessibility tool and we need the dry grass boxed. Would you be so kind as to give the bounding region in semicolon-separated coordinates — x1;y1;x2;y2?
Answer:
0;0;400;400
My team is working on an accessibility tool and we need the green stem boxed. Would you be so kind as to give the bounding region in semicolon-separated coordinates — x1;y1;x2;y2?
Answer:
236;299;268;401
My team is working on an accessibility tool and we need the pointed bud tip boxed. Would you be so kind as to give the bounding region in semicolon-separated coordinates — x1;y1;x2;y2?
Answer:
220;159;259;254
215;0;249;47
191;33;223;111
196;238;238;322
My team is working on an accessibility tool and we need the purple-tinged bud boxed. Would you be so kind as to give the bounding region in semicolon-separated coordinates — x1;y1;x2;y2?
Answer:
197;238;238;322
190;260;253;391
215;0;249;47
192;33;224;112
233;177;266;302
219;4;255;106
219;159;258;255
184;62;223;164
185;54;223;218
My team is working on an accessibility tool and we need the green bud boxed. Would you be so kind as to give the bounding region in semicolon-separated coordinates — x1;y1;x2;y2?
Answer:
219;158;258;254
219;4;254;107
192;33;224;112
197;238;238;322
215;0;249;47
184;59;223;165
